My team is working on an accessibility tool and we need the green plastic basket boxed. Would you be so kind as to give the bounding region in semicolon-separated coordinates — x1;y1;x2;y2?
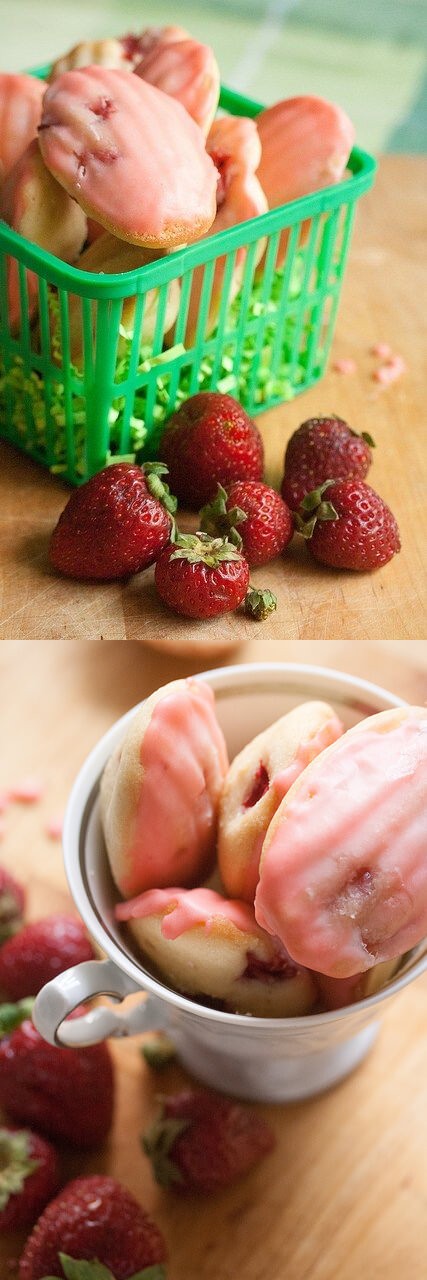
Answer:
0;68;376;484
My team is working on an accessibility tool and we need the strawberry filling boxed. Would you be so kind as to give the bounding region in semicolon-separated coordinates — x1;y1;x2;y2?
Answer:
243;763;269;808
90;96;117;119
210;150;231;207
243;948;298;982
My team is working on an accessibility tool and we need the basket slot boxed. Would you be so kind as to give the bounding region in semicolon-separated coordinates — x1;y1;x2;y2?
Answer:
262;223;304;401
206;247;240;391
227;238;261;392
186;257;216;396
84;296;123;474
37;275;56;464
171;269;193;347
114;291;147;457
304;209;343;382
242;228;286;408
57;287;78;477
0;252;15;438
317;202;356;366
285;214;323;388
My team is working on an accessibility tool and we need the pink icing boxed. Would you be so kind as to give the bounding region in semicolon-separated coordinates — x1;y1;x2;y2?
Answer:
10;776;44;803
0;791;10;814
45;814;64;840
255;712;427;978
272;713;344;801
39;67;217;245
332;358;356;375
373;355;406;385
370;342;392;359
121;680;228;896
115;886;261;941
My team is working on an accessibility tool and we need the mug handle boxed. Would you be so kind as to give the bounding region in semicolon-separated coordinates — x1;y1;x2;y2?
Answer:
33;958;170;1048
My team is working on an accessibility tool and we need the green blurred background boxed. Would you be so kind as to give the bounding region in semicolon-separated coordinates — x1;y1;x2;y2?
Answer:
1;0;426;153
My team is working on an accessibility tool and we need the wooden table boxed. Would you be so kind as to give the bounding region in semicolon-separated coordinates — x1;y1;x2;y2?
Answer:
1;639;427;1279
1;157;426;641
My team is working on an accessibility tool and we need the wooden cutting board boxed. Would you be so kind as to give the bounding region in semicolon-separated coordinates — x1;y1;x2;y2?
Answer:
1;639;427;1279
1;156;426;641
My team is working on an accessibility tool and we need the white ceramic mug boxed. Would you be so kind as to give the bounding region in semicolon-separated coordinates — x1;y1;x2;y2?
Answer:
33;663;427;1102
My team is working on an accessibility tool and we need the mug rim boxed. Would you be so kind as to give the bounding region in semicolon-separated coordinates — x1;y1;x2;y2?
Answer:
63;661;425;1031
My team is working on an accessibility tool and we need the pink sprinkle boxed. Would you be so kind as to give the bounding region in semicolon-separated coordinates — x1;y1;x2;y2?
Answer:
10;776;45;804
45;814;64;841
371;342;392;359
332;357;357;375
0;790;10;813
372;354;407;385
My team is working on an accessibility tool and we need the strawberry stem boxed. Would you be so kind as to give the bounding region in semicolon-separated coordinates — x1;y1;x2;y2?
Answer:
199;483;247;550
169;531;243;567
144;461;178;516
0;998;34;1037
244;588;277;621
294;480;339;538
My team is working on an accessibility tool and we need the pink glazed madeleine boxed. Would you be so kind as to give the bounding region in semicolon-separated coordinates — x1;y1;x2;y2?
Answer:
38;67;218;248
116;886;317;1017
218;700;343;903
100;679;228;897
0;73;45;187
255;707;427;978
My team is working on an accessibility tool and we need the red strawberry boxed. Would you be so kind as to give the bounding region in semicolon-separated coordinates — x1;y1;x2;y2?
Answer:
281;416;374;509
49;462;176;581
0;866;25;943
0;914;95;1001
0;1125;59;1231
159;392;264;508
296;479;401;570
200;480;293;566
19;1174;167;1280
0;1003;114;1148
154;531;250;618
142;1089;275;1194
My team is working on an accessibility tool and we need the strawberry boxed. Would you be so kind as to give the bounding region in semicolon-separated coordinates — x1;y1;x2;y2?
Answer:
200;480;293;566
0;1003;114;1148
142;1089;275;1194
49;462;176;581
0;1125;59;1231
154;531;250;618
159;392;264;508
296;479;401;571
0;866;25;943
0;914;95;1001
281;416;374;509
18;1174;167;1280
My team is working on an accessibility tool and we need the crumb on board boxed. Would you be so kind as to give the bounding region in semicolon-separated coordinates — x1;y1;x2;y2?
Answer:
9;776;45;803
332;357;357;374
372;354;406;385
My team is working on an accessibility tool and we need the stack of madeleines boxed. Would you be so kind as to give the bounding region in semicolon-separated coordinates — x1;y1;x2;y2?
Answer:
0;20;355;351
99;678;427;1017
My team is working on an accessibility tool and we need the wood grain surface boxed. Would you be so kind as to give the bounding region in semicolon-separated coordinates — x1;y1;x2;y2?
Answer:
0;157;426;641
1;639;426;1279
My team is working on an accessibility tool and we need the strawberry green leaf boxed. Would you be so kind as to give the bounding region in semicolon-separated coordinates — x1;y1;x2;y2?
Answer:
244;588;277;621
144;461;178;516
129;1269;168;1280
57;1257;115;1280
141;1033;176;1069
0;1128;39;1210
142;1116;190;1187
199;484;247;547
169;531;242;567
0;998;34;1036
361;431;376;448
